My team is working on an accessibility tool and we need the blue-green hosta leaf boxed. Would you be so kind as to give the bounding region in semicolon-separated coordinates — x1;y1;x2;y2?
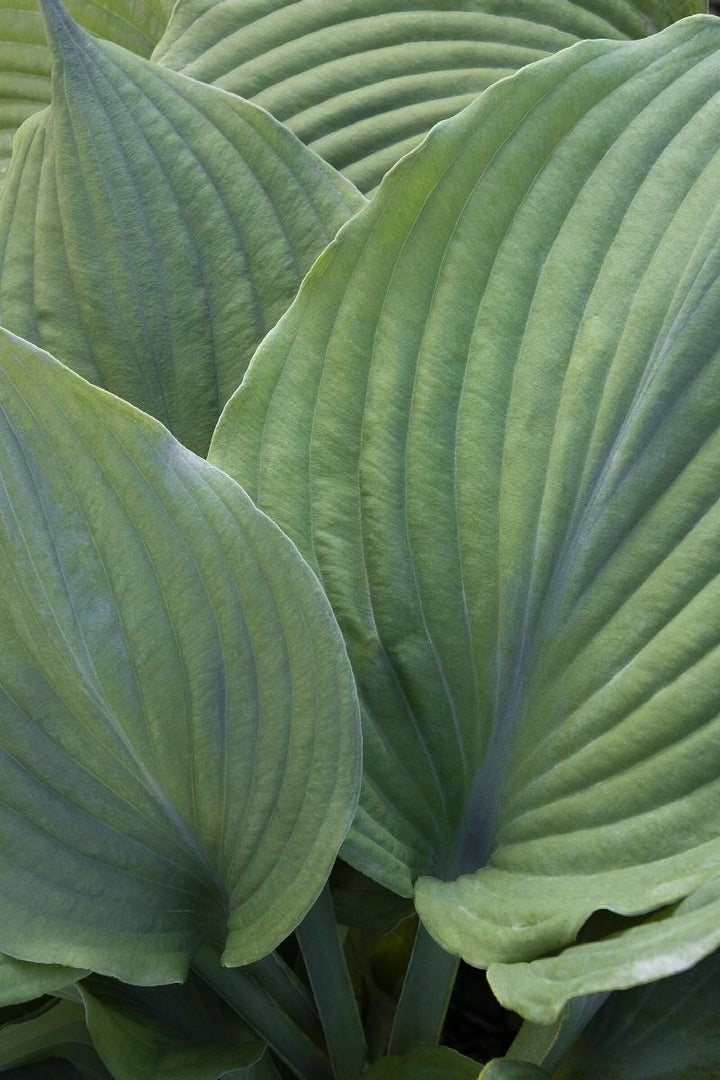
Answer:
0;999;111;1079
0;328;361;982
210;15;720;1007
78;976;264;1079
153;0;704;194
365;1046;481;1079
0;0;174;180
490;878;720;1022
0;0;363;456
0;956;87;1008
549;948;720;1079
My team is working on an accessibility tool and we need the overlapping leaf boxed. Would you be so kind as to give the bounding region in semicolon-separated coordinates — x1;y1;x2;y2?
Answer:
154;0;704;193
0;954;86;1008
487;941;720;1077
489;878;720;1021
550;947;720;1079
0;998;110;1078
0;0;363;454
0;328;361;983
0;0;174;179
210;14;720;1010
78;976;265;1079
365;1045;481;1079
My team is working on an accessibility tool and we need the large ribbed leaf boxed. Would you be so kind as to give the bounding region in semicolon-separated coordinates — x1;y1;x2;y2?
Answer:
0;328;361;982
550;948;720;1079
0;0;363;456
153;0;704;193
210;15;720;1006
78;977;264;1079
0;0;174;180
0;999;110;1079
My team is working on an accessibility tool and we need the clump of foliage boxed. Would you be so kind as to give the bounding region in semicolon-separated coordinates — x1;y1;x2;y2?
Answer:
2;0;720;1077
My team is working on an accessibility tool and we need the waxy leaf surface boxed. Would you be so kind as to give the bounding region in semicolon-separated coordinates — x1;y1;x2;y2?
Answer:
0;0;363;454
0;328;361;982
210;16;720;1007
154;0;703;193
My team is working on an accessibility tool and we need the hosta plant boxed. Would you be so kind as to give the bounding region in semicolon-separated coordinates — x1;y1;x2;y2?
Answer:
2;0;720;1077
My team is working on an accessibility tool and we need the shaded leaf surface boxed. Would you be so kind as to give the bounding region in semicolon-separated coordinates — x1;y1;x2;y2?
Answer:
551;948;720;1079
79;975;264;1079
0;328;361;982
366;1044;481;1079
0;999;110;1079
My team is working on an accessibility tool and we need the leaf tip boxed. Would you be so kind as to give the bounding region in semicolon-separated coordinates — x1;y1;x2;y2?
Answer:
37;0;89;65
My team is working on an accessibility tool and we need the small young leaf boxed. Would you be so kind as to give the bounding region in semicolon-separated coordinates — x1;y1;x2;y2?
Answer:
0;328;361;982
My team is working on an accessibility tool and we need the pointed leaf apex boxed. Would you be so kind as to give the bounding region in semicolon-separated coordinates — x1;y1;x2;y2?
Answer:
37;0;91;64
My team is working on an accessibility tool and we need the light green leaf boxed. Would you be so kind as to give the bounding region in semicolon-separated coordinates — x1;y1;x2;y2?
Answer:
0;0;363;456
550;948;720;1079
153;0;704;194
0;328;361;982
78;975;264;1079
0;0;174;180
490;878;720;1023
0;956;87;1008
0;999;111;1079
209;13;720;1008
365;1045;481;1079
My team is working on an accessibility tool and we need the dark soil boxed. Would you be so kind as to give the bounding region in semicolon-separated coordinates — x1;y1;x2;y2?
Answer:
442;963;523;1065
